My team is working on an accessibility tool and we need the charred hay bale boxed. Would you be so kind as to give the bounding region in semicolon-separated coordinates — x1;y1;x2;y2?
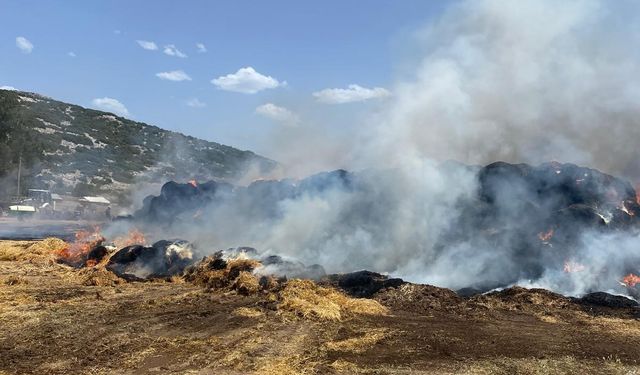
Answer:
376;283;463;312
106;240;194;280
456;287;485;298
86;245;110;265
324;270;405;298
135;180;232;224
576;292;639;309
258;255;326;280
472;286;572;311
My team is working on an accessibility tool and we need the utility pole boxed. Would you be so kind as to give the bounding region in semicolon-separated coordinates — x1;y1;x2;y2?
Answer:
16;154;22;199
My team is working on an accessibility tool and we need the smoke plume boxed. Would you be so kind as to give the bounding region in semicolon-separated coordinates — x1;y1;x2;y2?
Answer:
364;0;640;178
117;0;640;299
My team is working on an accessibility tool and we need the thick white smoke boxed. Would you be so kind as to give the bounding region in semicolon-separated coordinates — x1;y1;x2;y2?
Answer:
364;0;640;178
120;0;640;299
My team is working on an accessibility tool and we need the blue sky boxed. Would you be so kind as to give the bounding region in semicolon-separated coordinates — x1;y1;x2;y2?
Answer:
1;0;451;156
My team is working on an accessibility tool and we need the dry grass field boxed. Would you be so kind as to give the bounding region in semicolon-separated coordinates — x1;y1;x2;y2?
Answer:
1;239;640;374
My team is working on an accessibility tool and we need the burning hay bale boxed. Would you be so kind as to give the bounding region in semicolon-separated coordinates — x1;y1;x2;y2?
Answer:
55;228;106;267
106;240;195;280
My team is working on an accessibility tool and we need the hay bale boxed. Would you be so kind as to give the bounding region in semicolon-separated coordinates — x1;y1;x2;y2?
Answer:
26;238;68;256
0;238;67;262
277;279;388;321
234;271;260;295
184;255;262;291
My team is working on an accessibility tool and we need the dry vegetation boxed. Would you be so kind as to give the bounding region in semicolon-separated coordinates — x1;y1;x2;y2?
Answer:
278;279;388;321
1;239;640;374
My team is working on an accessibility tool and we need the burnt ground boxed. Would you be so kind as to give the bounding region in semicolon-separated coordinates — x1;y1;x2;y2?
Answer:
1;241;640;374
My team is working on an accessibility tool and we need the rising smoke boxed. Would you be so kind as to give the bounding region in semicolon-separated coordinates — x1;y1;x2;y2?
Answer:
117;0;640;299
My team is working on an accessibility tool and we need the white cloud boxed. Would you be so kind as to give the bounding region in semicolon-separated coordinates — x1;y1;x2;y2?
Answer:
136;40;158;51
211;67;282;94
68;52;76;57
0;86;17;91
91;97;130;117
163;44;187;58
196;43;207;53
256;103;298;125
16;36;33;54
313;84;391;104
185;98;206;108
156;70;192;82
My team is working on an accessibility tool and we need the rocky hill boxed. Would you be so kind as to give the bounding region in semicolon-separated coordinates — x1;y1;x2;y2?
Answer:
0;89;276;200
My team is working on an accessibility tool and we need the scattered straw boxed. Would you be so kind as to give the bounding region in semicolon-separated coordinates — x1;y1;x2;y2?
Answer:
325;328;389;353
330;359;360;373
233;307;265;318
2;275;28;286
278;279;388;321
0;238;67;263
78;267;124;287
255;354;318;375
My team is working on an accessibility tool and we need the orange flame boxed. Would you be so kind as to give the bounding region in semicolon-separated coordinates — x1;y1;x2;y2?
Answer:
622;273;640;288
538;228;554;243
113;228;146;248
188;179;198;188
636;184;640;205
563;261;586;273
55;226;104;266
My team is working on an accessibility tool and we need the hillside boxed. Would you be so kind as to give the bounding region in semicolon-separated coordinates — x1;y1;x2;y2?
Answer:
0;89;276;201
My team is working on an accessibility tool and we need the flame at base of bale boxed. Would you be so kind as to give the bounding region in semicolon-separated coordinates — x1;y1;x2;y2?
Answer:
55;227;105;267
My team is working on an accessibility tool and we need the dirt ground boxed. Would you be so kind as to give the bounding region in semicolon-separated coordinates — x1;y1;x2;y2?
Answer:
1;240;640;374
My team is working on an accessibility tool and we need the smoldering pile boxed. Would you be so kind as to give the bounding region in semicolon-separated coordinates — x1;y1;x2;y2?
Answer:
51;232;394;320
55;231;328;283
119;160;640;300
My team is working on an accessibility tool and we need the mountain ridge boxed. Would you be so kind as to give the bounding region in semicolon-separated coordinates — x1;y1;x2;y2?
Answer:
0;89;276;201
